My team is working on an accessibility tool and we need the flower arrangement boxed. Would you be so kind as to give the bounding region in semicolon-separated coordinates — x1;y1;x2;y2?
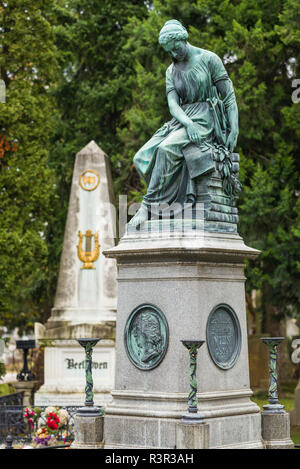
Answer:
44;406;56;415
30;407;72;447
32;427;61;448
46;411;60;431
57;409;69;427
44;407;71;430
24;407;36;429
34;427;51;446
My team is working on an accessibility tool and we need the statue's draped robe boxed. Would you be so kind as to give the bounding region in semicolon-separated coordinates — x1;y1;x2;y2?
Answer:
133;49;236;208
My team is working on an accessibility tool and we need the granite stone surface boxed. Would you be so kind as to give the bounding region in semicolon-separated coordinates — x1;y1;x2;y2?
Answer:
261;412;294;449
72;414;104;449
176;422;209;449
103;232;263;448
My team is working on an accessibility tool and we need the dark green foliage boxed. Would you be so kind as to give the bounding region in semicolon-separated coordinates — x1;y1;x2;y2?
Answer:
50;0;148;192
0;1;58;332
0;361;6;381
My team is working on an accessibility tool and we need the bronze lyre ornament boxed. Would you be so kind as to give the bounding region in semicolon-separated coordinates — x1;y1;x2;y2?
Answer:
77;230;100;269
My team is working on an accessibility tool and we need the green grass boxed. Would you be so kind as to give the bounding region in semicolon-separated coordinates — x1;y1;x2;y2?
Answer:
251;395;295;412
292;426;300;445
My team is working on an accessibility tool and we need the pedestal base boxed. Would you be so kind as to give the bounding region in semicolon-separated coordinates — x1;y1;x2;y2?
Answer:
181;412;205;424
14;381;38;406
176;422;209;449
261;411;294;449
262;403;285;414
103;232;263;449
71;413;104;449
104;412;263;449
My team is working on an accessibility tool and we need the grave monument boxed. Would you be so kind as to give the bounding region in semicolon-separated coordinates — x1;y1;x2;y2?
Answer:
102;20;264;449
35;141;117;406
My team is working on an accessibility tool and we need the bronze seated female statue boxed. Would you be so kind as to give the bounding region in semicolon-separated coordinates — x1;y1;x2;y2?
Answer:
129;20;240;233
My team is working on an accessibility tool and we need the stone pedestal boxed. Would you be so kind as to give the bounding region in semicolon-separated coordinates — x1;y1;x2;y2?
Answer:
176;422;209;449
72;413;104;449
102;231;264;449
14;380;38;406
261;411;294;449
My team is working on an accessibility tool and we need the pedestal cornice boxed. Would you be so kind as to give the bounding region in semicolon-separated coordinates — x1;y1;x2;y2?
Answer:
103;232;260;265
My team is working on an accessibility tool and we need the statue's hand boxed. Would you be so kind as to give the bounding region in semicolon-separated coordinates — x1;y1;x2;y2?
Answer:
226;130;238;152
186;122;202;145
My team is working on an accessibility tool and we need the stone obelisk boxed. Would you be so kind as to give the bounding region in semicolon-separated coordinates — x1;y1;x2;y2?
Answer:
35;141;117;406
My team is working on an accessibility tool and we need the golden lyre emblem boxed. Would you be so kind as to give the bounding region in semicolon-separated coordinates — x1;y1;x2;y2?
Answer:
77;230;100;269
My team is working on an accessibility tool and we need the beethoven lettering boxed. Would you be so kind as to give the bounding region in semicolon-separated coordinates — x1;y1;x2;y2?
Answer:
65;358;108;370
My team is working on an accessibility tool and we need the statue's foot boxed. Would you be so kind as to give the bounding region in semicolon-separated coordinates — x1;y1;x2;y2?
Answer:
128;205;149;227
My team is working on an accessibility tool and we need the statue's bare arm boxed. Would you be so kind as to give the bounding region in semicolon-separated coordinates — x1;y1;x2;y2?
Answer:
167;90;203;144
216;79;239;151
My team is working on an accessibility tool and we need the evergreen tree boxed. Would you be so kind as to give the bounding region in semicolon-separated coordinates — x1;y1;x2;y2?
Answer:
0;0;59;332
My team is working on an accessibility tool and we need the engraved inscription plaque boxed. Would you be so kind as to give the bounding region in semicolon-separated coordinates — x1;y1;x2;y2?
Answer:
206;304;241;370
124;304;169;371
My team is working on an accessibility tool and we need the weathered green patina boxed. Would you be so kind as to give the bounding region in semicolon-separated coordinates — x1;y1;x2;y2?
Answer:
181;340;205;416
206;304;241;370
124;304;169;370
129;20;240;232
261;337;285;414
77;338;100;407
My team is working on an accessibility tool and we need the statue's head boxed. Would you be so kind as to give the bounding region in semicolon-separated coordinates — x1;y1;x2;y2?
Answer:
158;20;189;62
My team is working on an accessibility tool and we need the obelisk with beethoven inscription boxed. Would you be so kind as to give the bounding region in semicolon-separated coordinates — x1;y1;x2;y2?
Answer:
35;141;117;406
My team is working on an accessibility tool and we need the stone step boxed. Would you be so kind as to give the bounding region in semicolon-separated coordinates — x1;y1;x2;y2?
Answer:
204;220;238;233
210;203;238;215
196;194;237;209
209;186;229;196
209;194;237;206
205;211;239;223
207;179;223;189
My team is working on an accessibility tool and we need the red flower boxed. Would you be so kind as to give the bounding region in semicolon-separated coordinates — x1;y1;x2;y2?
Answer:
46;416;59;430
46;411;60;431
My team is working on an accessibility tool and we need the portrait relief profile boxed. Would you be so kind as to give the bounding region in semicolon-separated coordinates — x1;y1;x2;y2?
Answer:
124;304;169;370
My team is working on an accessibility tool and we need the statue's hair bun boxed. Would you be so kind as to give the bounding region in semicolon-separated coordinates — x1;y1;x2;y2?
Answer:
158;19;188;45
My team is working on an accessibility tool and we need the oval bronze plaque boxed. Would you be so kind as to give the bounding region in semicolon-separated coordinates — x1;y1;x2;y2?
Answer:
206;304;241;370
124;304;169;371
